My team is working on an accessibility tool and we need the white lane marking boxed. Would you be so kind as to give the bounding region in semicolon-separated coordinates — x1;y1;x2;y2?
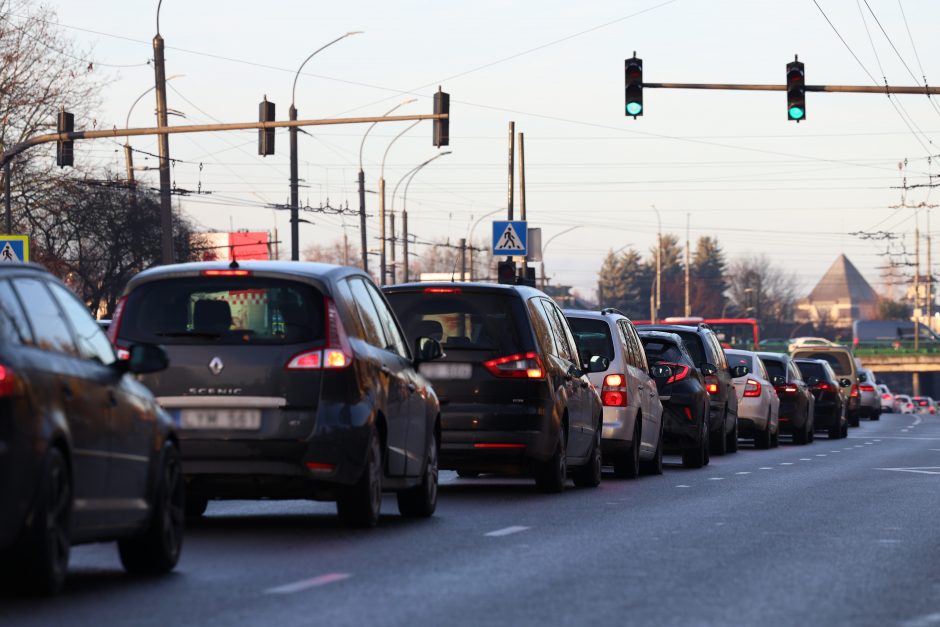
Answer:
485;526;530;537
850;436;940;440
874;439;882;442
708;477;724;481
759;467;773;470
854;445;865;448
830;450;841;453
876;467;940;475
913;416;923;427
676;484;691;488
902;611;940;627
929;449;940;452
816;454;827;457
799;458;812;461
265;573;352;594
780;462;794;465
736;471;751;475
902;429;910;433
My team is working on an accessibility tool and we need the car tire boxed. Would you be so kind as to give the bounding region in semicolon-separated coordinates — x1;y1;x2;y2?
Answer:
842;421;849;438
807;415;815;443
793;416;810;444
710;407;728;456
828;417;842;439
397;428;439;518
849;413;860;428
771;420;780;448
535;426;567;493
337;431;383;528
613;419;641;479
755;412;772;449
871;411;881;421
573;423;602;488
185;493;208;519
18;447;71;595
640;421;664;476
456;470;479;479
726;415;739;453
118;443;184;575
682;420;708;469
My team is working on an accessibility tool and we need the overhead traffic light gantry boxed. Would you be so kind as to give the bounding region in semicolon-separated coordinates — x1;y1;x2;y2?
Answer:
787;58;806;121
624;56;643;118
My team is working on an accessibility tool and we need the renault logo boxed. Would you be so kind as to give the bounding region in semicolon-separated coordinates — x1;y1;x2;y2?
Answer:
208;357;224;376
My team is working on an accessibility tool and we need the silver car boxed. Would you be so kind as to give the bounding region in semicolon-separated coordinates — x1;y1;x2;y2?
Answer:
894;394;914;414
877;384;894;412
565;309;664;479
856;366;881;420
725;349;780;449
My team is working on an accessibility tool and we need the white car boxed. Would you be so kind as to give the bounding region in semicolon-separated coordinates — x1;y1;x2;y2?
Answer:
725;349;780;449
894;394;914;414
877;384;894;412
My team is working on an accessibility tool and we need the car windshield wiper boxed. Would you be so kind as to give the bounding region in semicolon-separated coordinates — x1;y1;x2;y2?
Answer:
154;330;223;339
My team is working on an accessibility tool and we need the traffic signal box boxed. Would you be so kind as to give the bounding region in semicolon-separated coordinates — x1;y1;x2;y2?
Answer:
433;87;450;147
56;110;74;167
787;60;805;121
259;97;276;156
624;57;643;118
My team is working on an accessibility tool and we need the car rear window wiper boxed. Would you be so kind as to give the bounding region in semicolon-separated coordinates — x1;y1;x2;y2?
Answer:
154;330;223;339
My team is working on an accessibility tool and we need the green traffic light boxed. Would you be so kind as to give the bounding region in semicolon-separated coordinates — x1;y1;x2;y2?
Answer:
789;106;805;120
626;102;643;116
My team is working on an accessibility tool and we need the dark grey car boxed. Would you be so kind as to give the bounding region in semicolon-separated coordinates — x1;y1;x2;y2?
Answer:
111;261;444;528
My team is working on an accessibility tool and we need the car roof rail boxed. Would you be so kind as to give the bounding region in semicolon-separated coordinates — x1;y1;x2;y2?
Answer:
600;307;626;317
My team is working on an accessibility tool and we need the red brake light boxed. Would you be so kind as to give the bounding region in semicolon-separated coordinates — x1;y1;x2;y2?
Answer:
601;373;628;407
850;384;859;398
423;287;462;294
201;269;252;277
659;362;689;384
286;350;322;370
682;406;693;421
859;384;875;392
705;374;719;395
473;443;526;449
0;365;18;397
814;382;832;392
743;378;761;398
108;295;127;345
775;384;798;395
482;352;544;379
285;298;351;370
881;393;891;399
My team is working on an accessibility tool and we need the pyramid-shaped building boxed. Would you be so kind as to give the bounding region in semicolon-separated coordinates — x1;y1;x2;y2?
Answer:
795;254;879;328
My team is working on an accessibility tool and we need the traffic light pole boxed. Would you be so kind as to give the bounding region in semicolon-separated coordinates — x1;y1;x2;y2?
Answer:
643;82;940;95
152;33;174;265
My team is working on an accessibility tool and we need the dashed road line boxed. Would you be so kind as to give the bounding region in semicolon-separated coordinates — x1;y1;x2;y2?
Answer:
708;477;724;481
759;467;773;470
736;471;751;475
780;462;793;465
485;526;530;537
799;458;812;461
265;573;352;594
676;484;691;488
816;454;827;457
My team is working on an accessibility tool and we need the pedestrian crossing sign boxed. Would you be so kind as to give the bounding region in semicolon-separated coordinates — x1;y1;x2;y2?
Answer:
0;235;29;263
492;220;527;255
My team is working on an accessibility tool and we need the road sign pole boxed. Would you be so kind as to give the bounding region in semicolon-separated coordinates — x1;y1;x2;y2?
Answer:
4;162;10;234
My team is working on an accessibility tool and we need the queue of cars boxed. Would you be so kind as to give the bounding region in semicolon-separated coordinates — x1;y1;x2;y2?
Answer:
1;260;921;595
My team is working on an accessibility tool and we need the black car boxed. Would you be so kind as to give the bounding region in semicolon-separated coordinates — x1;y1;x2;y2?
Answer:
384;283;604;492
111;261;444;528
0;264;179;594
795;358;848;439
757;352;816;444
638;330;711;468
639;324;744;456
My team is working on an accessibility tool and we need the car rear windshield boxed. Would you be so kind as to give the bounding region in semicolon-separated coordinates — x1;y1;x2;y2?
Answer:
641;338;688;365
386;290;527;355
796;361;826;381
567;318;614;363
119;277;325;345
725;352;752;371
670;331;706;367
762;358;786;379
792;349;852;375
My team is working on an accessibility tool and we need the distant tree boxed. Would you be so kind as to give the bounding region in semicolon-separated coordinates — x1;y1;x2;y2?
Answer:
727;254;800;324
409;239;489;282
648;234;685;318
690;236;728;317
303;237;360;268
875;298;912;320
596;248;651;319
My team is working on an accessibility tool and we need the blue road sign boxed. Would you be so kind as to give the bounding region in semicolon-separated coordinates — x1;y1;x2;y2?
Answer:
0;235;29;263
492;220;527;255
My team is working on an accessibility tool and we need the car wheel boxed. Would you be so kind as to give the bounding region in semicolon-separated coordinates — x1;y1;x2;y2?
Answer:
184;493;208;519
828;417;842;439
871;411;881;421
842;421;849;438
726;415;739;453
573;422;602;488
709;407;728;456
755;411;772;449
793;416;810;444
849;413;860;428
18;447;71;595
456;470;479;479
640;421;664;476
397;428;439;518
119;443;184;574
613;418;641;479
535;425;567;493
807;415;815;443
337;431;383;528
682;420;708;469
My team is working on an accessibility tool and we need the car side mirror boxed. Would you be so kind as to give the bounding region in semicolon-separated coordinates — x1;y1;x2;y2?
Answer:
587;355;609;373
807;376;820;386
839;378;851;388
857;372;868;382
730;365;749;378
701;362;718;376
650;364;673;379
123;344;169;375
771;374;786;387
414;337;444;364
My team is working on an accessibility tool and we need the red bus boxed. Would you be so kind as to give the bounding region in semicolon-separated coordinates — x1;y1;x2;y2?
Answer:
633;317;759;351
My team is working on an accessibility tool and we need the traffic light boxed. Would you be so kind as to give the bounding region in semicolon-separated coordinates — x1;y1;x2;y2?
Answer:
258;96;275;156
497;260;516;285
56;109;74;167
786;58;805;121
433;86;449;147
624;56;643;118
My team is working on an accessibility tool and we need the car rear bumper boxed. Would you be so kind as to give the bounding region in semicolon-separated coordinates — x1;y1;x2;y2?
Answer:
812;400;841;427
661;395;704;449
600;405;639;443
439;401;555;471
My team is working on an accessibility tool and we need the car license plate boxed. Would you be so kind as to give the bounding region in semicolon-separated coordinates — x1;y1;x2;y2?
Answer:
180;409;262;430
420;362;472;380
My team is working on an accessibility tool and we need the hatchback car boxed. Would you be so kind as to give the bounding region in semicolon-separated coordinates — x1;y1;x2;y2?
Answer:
790;343;860;426
757;352;815;444
856;366;881;420
877;384;894;413
638;330;711;468
639;323;744;456
111;261;444;528
565;308;665;478
795;358;848;439
912;396;937;415
894;394;915;414
0;264;180;594
385;283;604;493
725;349;779;449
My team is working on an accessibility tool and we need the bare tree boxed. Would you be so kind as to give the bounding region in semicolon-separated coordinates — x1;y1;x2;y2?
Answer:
727;254;800;323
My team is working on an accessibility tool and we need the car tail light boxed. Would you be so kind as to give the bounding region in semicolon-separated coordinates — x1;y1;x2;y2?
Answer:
659;362;689;384
682;406;693;421
743;379;761;398
201;269;252;277
850;384;859;398
305;461;336;475
0;365;18;397
286;298;352;370
601;373;628;407
473;443;526;449
859;384;875;392
423;287;461;294
482;352;545;379
705;375;719;395
881;393;891;400
775;383;798;395
108;295;131;359
813;382;832;392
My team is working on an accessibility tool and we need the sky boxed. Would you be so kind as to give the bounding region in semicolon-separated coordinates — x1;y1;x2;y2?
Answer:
23;0;940;302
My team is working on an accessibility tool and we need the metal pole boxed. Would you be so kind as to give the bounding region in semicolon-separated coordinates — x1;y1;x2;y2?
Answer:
403;211;409;282
124;143;135;186
506;122;515;221
4;162;10;233
459;238;467;282
643;82;940;95
358;169;367;271
518;131;527;276
379;176;387;285
289;104;299;261
390;212;396;284
928;210;933;325
685;213;691;317
153;33;174;264
915;220;921;352
651;205;662;320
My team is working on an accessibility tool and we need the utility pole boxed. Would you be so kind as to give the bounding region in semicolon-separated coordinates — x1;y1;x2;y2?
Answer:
459;238;467;282
928;210;933;325
403;212;410;282
152;29;174;264
506;122;515;221
124;144;135;187
289;103;299;260
685;212;691;317
358;170;367;271
651;205;662;322
4;162;11;233
915;218;921;353
390;213;396;284
518;131;527;277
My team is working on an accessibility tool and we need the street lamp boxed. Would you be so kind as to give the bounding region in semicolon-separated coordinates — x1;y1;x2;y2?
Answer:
541;226;582;289
378;120;421;285
467;208;503;281
289;31;363;261
358;98;416;272
123;75;184;185
392;151;451;282
651;204;662;323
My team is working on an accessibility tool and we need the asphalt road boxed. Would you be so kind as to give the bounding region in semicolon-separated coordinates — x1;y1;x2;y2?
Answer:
3;413;940;627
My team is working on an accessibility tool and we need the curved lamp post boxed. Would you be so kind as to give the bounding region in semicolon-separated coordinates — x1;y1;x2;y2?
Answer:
378;120;420;285
466;208;503;281
390;151;451;282
541;225;582;289
123;75;184;185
